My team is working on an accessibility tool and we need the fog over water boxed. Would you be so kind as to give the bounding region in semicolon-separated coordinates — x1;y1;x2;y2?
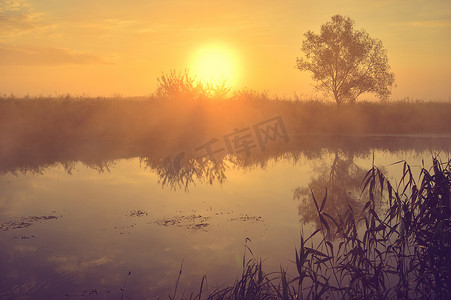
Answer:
1;124;449;298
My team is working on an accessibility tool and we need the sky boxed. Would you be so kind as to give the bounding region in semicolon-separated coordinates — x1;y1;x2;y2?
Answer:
1;0;450;101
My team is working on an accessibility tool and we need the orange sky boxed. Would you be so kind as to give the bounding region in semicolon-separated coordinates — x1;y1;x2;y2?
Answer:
1;0;450;101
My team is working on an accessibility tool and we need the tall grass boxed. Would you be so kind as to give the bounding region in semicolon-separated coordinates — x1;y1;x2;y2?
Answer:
173;156;450;299
1;95;451;177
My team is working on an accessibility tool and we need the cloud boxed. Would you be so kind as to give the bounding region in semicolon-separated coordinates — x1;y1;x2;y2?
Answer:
0;44;110;66
0;0;48;37
81;18;139;31
407;20;451;29
0;0;25;12
0;11;40;31
390;20;451;30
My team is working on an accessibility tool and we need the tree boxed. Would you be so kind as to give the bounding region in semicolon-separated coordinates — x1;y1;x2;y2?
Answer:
297;15;395;105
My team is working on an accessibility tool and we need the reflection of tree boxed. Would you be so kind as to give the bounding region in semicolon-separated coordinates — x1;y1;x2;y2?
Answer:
84;161;116;174
294;150;367;236
140;153;229;191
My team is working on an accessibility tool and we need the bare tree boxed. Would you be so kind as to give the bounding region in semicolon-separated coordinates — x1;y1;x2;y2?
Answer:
297;15;395;105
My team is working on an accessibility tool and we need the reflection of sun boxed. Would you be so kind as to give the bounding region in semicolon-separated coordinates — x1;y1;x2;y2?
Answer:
191;44;240;86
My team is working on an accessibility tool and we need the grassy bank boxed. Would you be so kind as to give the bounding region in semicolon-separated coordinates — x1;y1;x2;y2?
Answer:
1;96;451;177
2;96;451;155
2;96;451;141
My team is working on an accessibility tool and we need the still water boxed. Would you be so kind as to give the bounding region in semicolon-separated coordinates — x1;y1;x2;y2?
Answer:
0;135;449;299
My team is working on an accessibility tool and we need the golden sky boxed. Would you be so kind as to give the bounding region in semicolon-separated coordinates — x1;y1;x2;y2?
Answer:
1;0;450;100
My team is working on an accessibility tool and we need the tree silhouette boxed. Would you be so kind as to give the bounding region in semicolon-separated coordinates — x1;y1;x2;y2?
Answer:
156;69;205;100
155;69;231;100
297;15;395;105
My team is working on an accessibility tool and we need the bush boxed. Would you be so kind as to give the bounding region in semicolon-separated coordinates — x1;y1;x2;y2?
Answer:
155;69;231;101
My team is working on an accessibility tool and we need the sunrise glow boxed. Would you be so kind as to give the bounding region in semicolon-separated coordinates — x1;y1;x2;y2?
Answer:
1;1;451;298
191;45;241;86
0;0;450;99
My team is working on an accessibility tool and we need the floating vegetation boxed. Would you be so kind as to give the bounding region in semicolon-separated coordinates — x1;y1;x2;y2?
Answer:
64;288;112;298
230;215;263;223
114;210;263;236
11;235;36;239
113;224;136;235
126;209;149;217
0;215;59;231
153;214;210;231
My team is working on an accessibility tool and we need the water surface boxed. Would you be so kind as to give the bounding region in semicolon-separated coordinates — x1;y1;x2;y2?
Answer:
0;134;449;299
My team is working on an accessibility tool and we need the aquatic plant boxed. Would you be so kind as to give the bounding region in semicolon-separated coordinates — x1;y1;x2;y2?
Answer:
176;156;450;299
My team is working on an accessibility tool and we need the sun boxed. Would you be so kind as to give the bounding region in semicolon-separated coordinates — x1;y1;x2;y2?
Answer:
191;44;240;86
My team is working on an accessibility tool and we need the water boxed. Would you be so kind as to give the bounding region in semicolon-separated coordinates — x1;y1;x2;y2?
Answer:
0;135;449;299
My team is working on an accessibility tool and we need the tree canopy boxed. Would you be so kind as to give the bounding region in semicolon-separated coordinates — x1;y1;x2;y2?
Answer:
297;15;395;105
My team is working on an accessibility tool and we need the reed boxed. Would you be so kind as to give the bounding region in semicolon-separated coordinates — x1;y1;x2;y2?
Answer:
172;155;450;299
